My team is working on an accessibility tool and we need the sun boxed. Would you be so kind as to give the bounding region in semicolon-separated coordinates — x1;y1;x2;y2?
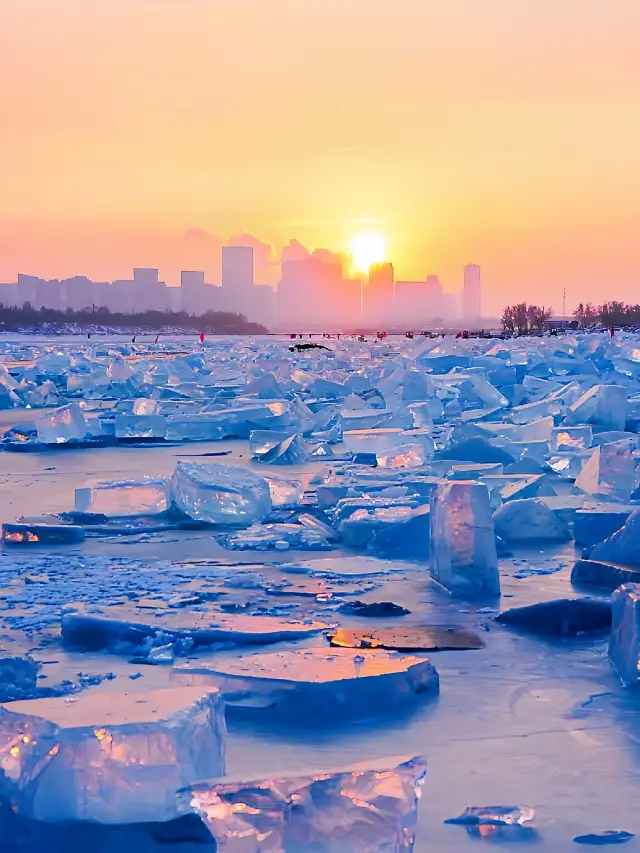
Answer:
350;233;386;274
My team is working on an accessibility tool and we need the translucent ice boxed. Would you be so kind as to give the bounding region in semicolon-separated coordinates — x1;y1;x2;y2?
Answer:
550;425;593;453
609;584;640;687
575;440;637;501
493;498;571;544
430;482;500;598
263;475;304;507
114;414;167;440
0;654;39;703
253;433;307;465
62;606;328;652
173;648;438;719
566;384;628;431
182;755;426;853
343;427;407;455
377;443;426;469
170;461;272;525
75;478;169;517
591;511;640;567
36;404;89;444
0;687;226;823
2;523;85;546
248;429;296;456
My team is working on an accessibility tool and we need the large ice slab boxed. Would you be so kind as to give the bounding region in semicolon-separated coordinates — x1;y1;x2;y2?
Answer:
62;606;328;653
609;584;640;687
0;687;226;823
2;522;85;546
566;384;628;431
182;755;426;853
75;478;169;517
493;498;571;544
170;461;272;525
173;648;438;720
36;404;89;444
430;481;500;598
574;440;637;501
591;511;640;567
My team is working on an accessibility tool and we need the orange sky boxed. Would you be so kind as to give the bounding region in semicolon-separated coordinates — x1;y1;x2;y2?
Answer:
1;0;640;314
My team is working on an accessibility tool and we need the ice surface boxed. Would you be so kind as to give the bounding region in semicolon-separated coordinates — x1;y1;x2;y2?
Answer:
430;481;500;598
62;606;328;652
343;428;407;454
36;403;89;444
609;584;640;687
493;498;571;544
496;598;611;636
574;507;632;547
170;461;272;525
217;521;332;551
0;687;225;823
172;648;438;719
575;440;637;501
75;478;169;517
182;755;426;853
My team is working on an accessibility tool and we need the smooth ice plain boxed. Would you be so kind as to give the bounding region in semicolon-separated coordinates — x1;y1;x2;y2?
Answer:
2;331;640;851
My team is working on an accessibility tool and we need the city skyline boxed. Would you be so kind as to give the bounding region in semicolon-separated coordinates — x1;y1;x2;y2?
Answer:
0;241;467;330
2;1;640;316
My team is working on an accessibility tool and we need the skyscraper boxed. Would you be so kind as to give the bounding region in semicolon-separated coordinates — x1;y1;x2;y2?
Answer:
222;246;254;292
363;262;394;328
462;264;481;321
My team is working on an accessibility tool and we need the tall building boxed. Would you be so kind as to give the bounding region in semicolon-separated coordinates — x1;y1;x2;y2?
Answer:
462;264;481;321
221;246;254;315
362;262;394;329
395;275;444;327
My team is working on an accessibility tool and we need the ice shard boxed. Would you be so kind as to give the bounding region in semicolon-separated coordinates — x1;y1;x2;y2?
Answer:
492;498;571;544
181;755;427;853
430;481;500;597
75;478;170;517
0;687;226;823
609;583;640;687
170;461;272;525
575;440;637;502
36;404;89;444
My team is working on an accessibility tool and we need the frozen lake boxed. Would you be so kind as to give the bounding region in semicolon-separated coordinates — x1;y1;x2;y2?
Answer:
1;332;639;851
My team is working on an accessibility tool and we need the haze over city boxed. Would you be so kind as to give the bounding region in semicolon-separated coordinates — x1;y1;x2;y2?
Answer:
2;0;640;318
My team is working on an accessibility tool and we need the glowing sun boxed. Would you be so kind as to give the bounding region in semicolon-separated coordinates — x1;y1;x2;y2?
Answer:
350;233;386;274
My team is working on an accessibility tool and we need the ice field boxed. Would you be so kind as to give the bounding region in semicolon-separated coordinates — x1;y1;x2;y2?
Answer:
2;332;640;851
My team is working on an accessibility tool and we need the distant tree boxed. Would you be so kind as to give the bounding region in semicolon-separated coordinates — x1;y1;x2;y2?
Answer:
527;304;552;333
501;302;551;334
501;306;515;333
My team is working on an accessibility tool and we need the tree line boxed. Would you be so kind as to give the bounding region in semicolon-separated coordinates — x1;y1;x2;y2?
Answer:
0;303;267;335
501;303;552;334
573;301;640;328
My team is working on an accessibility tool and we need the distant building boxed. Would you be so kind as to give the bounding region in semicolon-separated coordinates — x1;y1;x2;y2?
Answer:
277;250;355;329
395;275;443;327
462;264;481;321
180;271;220;316
363;262;394;329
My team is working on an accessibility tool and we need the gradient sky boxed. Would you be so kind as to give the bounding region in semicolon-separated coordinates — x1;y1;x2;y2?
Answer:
2;0;640;314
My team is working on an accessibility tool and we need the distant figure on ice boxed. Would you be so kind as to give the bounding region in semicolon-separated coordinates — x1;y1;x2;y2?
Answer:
610;326;615;338
200;332;205;343
290;342;330;352
154;333;159;344
131;335;136;344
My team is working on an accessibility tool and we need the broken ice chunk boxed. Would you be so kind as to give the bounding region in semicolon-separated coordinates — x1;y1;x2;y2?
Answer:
566;384;628;431
575;441;637;502
182;755;426;853
114;414;167;440
445;805;534;826
591;511;640;567
61;606;328;653
36;404;88;444
75;479;169;517
550;425;593;453
609;584;640;687
1;523;85;546
248;429;295;456
0;687;226;823
493;498;571;544
170;461;272;525
263;475;304;507
253;433;307;465
0;654;39;703
172;648;438;720
430;481;500;598
377;443;426;469
343;428;407;455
